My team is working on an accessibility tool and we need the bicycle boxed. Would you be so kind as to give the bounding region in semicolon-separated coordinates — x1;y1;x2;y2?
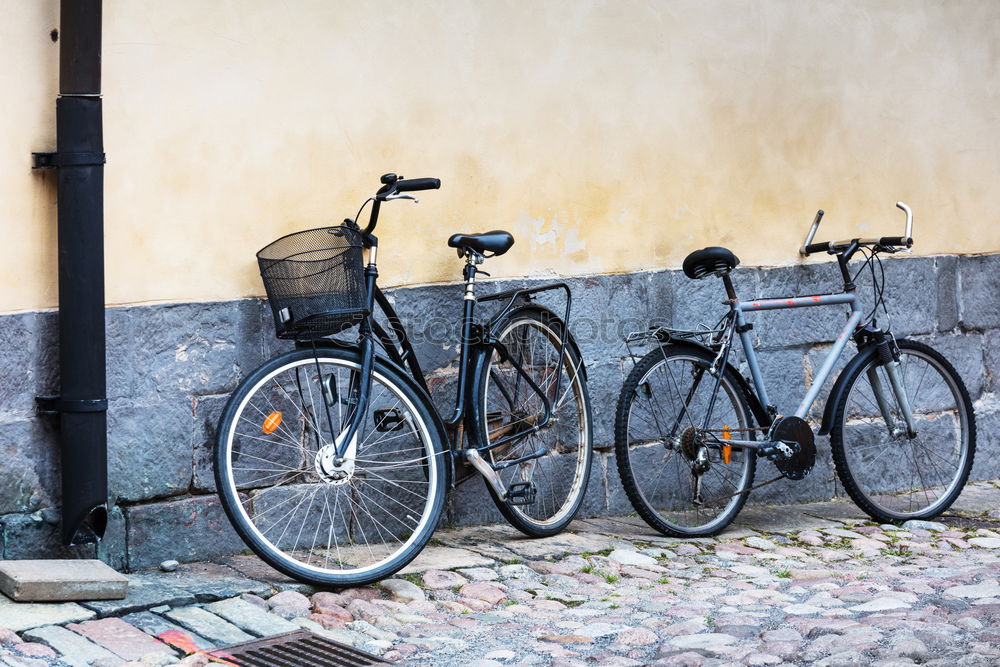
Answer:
214;174;593;586
614;202;976;537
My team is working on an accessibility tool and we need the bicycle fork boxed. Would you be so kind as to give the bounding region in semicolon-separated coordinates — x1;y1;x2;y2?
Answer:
313;256;381;481
867;335;918;438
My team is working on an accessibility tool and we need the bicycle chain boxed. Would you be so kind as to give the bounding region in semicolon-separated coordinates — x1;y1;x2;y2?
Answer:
701;426;769;435
698;473;786;506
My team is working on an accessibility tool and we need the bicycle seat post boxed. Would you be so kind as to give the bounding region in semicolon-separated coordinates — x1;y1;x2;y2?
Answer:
721;273;738;302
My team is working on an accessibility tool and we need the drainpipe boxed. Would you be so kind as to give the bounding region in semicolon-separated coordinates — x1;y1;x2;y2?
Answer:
34;0;108;546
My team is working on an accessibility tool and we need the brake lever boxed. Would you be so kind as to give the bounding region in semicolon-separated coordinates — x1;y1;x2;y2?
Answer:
383;193;419;203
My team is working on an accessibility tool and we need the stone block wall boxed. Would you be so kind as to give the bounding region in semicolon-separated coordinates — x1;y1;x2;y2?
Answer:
1;253;996;570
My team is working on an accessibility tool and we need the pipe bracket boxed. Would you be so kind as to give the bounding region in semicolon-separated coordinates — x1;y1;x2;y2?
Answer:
35;395;109;416
32;151;106;169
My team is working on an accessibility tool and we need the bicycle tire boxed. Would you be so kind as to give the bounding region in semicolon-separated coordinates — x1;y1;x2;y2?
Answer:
214;347;448;587
614;345;757;537
830;339;975;523
468;307;593;537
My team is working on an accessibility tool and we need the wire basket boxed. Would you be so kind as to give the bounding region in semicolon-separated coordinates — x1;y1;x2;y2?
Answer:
257;226;367;339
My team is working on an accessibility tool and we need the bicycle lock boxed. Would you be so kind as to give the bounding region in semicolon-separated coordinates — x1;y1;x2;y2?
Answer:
33;0;109;546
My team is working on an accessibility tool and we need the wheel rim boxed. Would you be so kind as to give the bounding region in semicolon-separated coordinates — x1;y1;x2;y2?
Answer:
839;348;970;518
625;354;753;533
220;357;440;578
483;318;589;528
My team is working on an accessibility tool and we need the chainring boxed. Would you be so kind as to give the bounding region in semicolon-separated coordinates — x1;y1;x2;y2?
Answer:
768;415;816;480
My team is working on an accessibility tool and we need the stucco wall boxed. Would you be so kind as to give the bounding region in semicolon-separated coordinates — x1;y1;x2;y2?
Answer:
2;1;999;313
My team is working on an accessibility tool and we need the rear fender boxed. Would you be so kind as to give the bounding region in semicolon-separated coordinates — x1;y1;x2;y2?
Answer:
488;303;587;381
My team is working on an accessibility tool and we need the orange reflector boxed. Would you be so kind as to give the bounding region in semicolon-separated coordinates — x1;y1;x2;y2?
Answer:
722;425;732;464
262;411;282;435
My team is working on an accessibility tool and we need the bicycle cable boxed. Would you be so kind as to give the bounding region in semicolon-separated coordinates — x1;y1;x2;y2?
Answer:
350;197;374;228
851;246;890;329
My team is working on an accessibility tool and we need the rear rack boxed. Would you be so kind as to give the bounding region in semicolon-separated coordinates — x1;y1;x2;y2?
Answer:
625;325;724;346
625;326;725;357
480;280;574;396
622;324;727;370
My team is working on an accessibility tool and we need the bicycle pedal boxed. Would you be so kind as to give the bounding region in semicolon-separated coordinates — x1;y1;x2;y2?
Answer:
374;408;406;432
505;481;537;506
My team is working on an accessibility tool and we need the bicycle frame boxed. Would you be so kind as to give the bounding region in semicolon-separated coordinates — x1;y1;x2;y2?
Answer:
738;291;862;421
695;253;915;453
372;267;572;432
319;236;575;484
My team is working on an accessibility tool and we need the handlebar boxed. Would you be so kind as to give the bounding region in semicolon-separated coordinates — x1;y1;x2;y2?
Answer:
361;173;441;237
395;177;441;193
799;201;914;257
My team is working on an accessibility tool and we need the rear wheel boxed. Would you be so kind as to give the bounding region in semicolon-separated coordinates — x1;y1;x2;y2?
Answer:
614;345;757;537
470;308;593;537
831;339;975;522
214;347;447;586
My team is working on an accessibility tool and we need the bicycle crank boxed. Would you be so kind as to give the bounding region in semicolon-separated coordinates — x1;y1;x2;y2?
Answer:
762;416;816;481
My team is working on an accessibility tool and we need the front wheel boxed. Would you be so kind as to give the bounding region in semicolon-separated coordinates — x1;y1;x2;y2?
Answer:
214;347;447;587
469;307;593;537
614;345;757;537
830;339;975;523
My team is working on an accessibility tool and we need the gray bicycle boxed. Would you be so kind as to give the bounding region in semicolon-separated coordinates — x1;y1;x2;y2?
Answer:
615;202;976;536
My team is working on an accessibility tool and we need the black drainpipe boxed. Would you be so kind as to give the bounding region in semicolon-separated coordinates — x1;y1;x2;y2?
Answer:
34;0;108;546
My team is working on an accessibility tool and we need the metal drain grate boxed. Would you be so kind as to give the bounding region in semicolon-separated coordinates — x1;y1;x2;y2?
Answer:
208;630;390;666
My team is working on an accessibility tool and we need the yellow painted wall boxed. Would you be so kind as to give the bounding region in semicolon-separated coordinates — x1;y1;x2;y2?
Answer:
2;0;998;313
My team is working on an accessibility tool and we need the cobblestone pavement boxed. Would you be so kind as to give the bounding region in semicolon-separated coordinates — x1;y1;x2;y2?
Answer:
0;482;998;667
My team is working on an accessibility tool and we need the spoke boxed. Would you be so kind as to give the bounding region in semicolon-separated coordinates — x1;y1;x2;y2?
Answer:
288;484;323;552
355;442;430;457
357;424;420;451
262;486;321;544
361;468;432;499
660;360;700;432
553;358;584;411
230;450;306;473
232;428;309;454
346;487;381;566
273;372;325;443
906;354;934;410
230;468;300;488
358;459;433;474
328;483;347;567
352;481;421;533
251;486;319;520
238;408;304;451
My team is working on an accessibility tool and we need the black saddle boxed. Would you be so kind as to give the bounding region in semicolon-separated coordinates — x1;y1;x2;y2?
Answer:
682;246;740;279
447;230;514;257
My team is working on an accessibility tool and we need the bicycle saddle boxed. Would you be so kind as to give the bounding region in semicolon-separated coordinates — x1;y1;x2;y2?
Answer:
447;230;515;257
682;246;740;279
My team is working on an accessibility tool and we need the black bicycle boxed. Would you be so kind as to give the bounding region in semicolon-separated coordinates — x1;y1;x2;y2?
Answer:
214;174;593;586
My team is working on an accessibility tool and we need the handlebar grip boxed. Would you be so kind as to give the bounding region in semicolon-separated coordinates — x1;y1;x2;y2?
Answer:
878;236;913;248
803;241;831;255
396;177;441;192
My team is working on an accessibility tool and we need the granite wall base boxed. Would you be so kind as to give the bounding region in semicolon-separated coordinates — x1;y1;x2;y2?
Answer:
1;253;997;570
